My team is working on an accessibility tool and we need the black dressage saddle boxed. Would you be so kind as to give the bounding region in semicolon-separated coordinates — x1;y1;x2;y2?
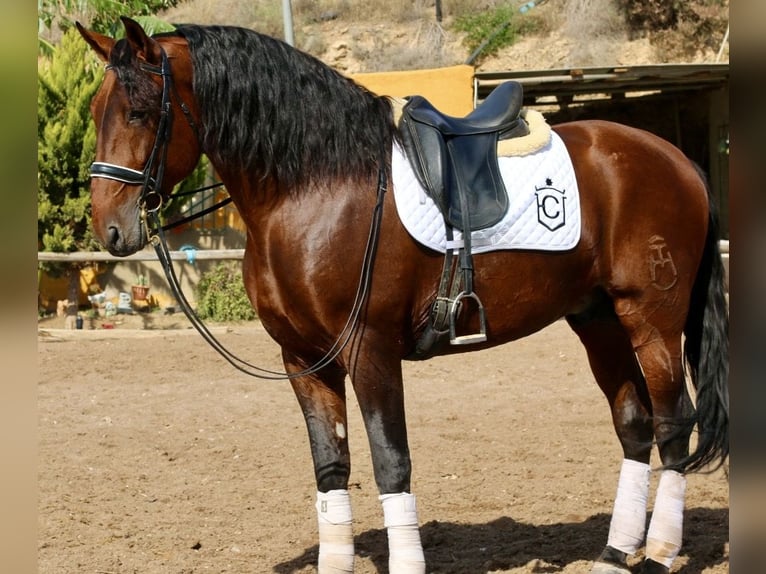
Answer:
398;80;528;231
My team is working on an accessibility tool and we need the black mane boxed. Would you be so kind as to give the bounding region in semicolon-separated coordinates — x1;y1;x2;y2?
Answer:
175;25;397;190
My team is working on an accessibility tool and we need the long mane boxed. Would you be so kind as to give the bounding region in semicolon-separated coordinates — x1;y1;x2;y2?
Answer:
175;25;397;190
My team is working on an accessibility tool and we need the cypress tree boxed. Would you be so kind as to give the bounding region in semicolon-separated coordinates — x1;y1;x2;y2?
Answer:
37;28;102;314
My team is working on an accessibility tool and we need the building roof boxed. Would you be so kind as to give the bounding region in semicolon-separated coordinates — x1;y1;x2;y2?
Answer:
474;63;729;105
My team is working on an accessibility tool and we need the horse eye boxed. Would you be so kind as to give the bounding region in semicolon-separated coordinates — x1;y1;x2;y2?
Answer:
127;110;148;123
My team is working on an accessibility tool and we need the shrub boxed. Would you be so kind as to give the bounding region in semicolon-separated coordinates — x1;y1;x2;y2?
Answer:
617;0;679;34
453;4;519;63
195;263;256;322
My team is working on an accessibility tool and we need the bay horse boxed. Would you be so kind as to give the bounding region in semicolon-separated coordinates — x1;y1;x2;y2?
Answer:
77;17;728;574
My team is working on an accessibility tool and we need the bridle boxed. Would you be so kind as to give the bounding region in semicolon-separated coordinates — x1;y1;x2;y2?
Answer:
89;43;388;381
90;46;199;244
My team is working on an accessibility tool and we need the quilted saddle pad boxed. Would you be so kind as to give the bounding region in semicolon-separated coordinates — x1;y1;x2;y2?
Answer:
392;130;581;254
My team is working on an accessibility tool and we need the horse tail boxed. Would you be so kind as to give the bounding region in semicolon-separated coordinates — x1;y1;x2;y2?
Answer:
676;164;729;473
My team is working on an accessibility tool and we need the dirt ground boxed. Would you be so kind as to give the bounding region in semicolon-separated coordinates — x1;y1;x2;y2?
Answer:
37;317;729;573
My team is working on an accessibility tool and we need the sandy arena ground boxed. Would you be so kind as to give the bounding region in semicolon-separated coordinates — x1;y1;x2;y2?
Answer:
38;318;728;573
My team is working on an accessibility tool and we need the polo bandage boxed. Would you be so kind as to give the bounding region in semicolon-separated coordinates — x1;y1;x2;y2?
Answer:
606;458;651;554
316;489;354;573
380;492;425;574
646;470;686;568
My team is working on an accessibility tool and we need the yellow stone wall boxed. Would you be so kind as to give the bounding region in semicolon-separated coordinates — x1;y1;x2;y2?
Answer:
351;64;475;116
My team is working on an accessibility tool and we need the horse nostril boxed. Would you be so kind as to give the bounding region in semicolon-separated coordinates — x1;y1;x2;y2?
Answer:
106;225;120;248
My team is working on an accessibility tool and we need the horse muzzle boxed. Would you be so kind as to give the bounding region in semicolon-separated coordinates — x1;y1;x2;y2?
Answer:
89;185;147;257
89;161;164;256
101;221;145;256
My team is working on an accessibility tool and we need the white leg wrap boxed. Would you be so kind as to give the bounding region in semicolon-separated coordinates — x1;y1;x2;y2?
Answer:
380;492;426;574
646;470;686;568
606;458;651;555
316;490;354;573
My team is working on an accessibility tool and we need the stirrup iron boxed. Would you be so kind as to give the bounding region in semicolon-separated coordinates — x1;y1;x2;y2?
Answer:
449;291;487;345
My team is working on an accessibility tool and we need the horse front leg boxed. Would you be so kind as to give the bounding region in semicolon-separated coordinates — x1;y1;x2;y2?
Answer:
348;345;426;574
284;350;355;573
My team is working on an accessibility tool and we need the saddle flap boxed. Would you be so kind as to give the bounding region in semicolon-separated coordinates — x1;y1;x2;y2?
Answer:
446;133;508;230
400;105;449;215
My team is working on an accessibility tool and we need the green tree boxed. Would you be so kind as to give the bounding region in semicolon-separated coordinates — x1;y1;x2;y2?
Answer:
38;27;103;312
38;0;179;54
38;28;101;255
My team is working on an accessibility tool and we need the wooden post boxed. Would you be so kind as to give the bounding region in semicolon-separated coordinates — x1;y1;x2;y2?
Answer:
65;266;79;329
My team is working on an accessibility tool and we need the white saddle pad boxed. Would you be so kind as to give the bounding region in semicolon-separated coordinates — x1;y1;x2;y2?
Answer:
392;131;580;253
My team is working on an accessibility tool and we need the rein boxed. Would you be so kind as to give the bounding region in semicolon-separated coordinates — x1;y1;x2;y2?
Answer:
151;168;387;380
160;182;231;233
90;43;389;380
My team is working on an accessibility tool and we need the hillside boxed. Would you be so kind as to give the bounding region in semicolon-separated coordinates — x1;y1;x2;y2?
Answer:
161;0;729;74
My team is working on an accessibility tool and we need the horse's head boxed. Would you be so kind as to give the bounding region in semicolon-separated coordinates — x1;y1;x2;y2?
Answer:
77;17;202;256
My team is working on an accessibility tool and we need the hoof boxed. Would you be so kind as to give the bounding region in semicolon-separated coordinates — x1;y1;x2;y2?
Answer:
639;558;670;574
591;546;631;574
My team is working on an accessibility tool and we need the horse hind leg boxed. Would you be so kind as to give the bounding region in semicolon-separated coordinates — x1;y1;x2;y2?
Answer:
613;294;695;574
566;295;655;574
284;350;356;573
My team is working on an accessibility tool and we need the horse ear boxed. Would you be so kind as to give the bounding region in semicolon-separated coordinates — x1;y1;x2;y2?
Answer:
121;16;164;67
75;22;114;63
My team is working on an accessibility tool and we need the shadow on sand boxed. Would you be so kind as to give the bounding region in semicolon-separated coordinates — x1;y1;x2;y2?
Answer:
274;507;727;573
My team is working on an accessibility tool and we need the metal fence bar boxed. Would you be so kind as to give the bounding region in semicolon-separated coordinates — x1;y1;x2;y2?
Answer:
39;242;728;262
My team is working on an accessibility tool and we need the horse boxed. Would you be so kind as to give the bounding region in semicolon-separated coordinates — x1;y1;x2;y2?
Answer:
76;17;728;574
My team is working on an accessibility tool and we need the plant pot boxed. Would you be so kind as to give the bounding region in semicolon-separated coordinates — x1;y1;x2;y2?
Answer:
131;285;150;301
